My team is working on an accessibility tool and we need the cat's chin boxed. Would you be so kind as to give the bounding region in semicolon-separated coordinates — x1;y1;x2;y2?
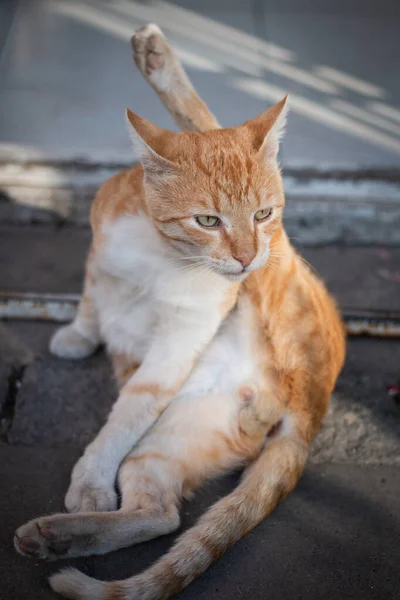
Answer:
223;271;248;282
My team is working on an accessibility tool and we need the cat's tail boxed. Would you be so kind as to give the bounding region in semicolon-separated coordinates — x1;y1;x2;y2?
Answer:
50;429;308;600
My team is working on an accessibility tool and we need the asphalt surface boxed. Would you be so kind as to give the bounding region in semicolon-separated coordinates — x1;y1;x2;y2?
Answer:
1;452;399;600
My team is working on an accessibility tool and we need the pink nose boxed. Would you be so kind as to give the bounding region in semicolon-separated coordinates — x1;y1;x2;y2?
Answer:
233;254;256;268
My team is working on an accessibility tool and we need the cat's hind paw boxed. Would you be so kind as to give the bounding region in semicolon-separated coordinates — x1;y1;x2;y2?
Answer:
131;24;176;86
15;516;74;560
50;324;98;360
238;383;282;437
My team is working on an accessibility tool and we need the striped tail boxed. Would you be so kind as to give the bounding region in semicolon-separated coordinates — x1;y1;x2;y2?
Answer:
50;434;308;600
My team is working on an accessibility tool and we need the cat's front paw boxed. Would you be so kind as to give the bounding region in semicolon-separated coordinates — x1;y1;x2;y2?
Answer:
65;481;117;514
65;456;118;513
50;324;98;359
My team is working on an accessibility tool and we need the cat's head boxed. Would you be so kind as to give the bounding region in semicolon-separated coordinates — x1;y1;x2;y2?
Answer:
126;97;288;281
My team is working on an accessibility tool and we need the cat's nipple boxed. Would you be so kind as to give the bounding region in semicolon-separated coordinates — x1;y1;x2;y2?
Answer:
238;383;258;405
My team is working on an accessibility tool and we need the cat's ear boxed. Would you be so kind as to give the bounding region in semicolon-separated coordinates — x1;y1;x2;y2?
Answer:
126;109;177;180
244;95;289;162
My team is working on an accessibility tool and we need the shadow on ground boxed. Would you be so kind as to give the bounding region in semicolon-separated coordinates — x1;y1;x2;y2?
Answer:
1;447;399;600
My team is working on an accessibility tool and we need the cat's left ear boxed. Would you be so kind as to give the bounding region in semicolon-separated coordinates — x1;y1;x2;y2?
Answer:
244;95;289;162
126;109;178;180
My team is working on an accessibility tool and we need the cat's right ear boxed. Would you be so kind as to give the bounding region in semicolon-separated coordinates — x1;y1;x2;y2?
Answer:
126;109;177;181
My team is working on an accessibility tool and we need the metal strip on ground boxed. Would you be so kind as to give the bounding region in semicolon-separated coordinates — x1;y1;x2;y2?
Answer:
1;291;399;338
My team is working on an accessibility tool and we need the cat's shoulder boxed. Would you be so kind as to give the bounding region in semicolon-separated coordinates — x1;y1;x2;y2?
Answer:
90;165;146;236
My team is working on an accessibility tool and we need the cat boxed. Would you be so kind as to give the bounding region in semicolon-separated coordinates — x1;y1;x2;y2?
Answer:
14;24;345;600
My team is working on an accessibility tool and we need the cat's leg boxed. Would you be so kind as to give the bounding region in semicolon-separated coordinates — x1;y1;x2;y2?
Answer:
64;297;235;514
50;247;100;359
132;24;220;132
14;453;181;560
14;503;180;561
14;384;259;561
48;417;310;600
110;352;140;389
61;353;140;512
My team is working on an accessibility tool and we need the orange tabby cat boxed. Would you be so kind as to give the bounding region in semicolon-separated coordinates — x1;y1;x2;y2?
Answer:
14;25;345;600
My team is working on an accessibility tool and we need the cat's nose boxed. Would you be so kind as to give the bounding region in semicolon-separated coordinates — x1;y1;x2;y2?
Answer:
233;253;256;269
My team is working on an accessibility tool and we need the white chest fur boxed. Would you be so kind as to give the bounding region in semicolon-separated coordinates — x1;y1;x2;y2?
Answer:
92;214;233;360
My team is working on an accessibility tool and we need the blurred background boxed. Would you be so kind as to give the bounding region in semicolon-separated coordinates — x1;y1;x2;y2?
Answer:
0;2;400;600
1;0;400;240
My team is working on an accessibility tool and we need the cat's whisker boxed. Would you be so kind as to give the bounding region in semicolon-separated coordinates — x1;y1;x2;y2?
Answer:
175;263;201;272
187;265;213;283
287;236;303;245
179;256;207;260
265;260;281;274
166;255;206;263
300;256;319;276
266;262;280;271
175;261;209;274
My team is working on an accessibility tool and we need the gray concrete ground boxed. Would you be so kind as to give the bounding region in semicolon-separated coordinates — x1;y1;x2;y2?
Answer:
1;450;399;600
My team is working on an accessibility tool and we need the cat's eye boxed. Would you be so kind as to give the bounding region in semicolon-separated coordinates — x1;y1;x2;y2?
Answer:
254;208;273;222
195;215;221;228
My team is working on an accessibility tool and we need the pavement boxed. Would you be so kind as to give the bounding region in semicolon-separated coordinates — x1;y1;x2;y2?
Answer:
1;453;399;600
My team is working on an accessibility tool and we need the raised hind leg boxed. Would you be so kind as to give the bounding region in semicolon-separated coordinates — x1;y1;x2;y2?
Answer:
132;24;220;133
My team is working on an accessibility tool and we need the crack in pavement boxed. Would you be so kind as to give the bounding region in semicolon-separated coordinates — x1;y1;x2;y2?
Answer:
0;364;26;441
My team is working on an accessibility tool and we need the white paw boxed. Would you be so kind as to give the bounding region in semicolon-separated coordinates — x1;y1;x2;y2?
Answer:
131;23;173;79
65;456;118;513
50;568;108;600
50;324;98;359
15;515;74;560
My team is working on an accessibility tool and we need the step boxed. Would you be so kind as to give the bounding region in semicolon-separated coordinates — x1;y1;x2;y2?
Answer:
1;165;400;244
2;224;400;312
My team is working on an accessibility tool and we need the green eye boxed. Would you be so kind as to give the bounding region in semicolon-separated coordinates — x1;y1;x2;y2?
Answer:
195;215;221;227
254;208;273;222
